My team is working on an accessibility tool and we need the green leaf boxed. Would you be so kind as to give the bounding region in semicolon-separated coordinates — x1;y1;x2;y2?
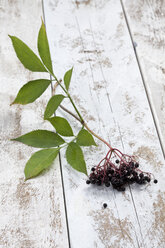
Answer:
44;94;65;119
66;142;87;175
64;67;73;91
9;35;47;72
24;148;59;180
48;116;74;137
38;20;53;74
12;130;65;148
11;79;51;105
76;129;96;146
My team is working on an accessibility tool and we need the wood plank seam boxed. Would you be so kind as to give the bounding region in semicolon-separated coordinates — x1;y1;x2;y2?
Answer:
88;18;142;247
0;0;70;246
89;19;126;150
74;5;141;247
120;1;165;246
42;0;71;247
112;192;139;248
80;7;147;247
58;152;72;248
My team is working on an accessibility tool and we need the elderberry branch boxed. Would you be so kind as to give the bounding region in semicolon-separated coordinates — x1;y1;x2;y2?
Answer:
59;104;113;149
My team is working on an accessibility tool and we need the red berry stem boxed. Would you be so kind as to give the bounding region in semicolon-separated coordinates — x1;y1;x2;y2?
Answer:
87;147;158;191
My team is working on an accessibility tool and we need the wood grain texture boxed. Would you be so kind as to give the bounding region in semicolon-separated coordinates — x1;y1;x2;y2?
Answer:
122;0;165;153
0;1;69;247
44;0;165;247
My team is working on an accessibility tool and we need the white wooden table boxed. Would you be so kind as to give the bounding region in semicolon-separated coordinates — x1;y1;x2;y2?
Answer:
0;0;165;247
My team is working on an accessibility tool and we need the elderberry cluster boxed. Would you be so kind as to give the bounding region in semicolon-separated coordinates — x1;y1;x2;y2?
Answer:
86;159;157;192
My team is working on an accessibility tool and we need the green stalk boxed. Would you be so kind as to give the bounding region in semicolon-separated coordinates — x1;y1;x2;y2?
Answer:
50;72;112;149
51;73;84;123
67;93;84;123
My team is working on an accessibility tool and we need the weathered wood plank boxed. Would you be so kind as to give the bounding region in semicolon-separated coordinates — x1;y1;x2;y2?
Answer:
0;1;69;247
122;0;165;154
44;0;165;247
120;1;165;247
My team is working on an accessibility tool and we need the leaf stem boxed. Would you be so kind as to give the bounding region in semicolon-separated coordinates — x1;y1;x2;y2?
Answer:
59;104;112;150
59;136;77;149
83;123;112;150
60;104;81;123
67;93;84;122
51;74;84;122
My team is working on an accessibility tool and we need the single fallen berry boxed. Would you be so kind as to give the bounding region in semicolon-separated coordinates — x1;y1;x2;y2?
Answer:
103;203;107;208
86;180;90;184
154;179;158;184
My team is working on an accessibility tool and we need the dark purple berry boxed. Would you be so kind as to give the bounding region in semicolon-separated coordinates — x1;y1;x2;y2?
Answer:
103;203;107;208
106;168;111;174
130;177;135;183
104;176;109;183
140;173;144;178
146;177;151;182
144;176;150;182
138;179;143;184
135;162;139;168
91;179;96;184
91;167;95;172
108;175;112;181
89;173;95;179
116;159;119;164
130;161;135;167
105;182;110;187
126;171;131;176
115;173;120;179
117;187;123;192
122;170;127;176
133;171;138;177
141;179;146;184
86;180;90;184
96;180;102;186
154;179;158;184
121;187;125;191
